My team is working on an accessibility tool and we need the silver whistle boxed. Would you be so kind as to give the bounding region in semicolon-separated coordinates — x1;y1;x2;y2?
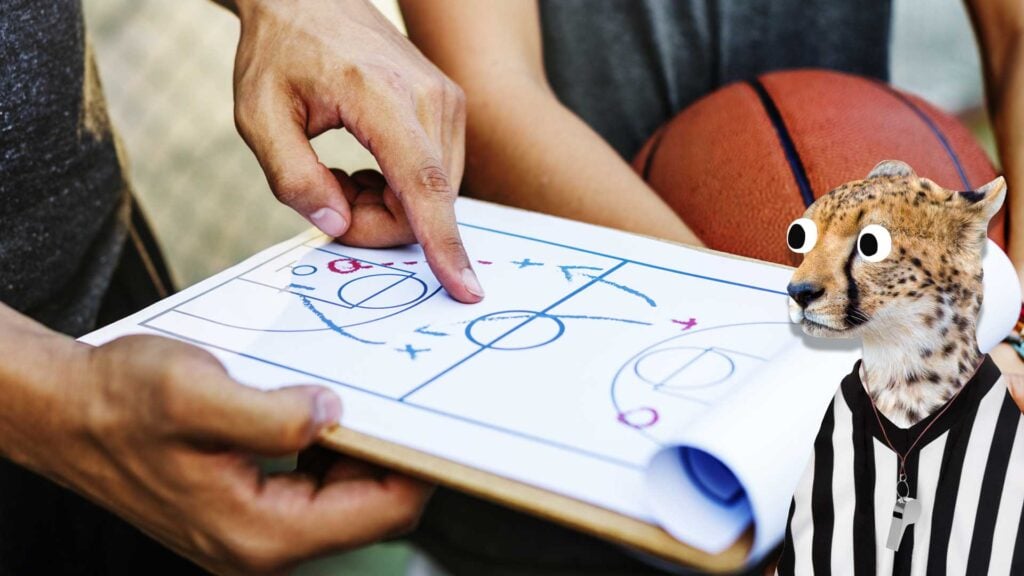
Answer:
886;497;921;551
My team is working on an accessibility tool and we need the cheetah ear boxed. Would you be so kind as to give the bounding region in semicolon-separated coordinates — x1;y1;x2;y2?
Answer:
961;176;1006;222
867;160;917;180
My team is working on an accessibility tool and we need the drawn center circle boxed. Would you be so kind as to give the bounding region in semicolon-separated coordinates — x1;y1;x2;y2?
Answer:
634;347;734;390
465;310;566;350
337;274;427;309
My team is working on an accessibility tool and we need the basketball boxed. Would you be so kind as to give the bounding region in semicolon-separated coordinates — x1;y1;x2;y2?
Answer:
633;69;1007;266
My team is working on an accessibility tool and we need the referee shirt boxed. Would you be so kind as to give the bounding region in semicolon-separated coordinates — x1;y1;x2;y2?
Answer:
776;355;1024;575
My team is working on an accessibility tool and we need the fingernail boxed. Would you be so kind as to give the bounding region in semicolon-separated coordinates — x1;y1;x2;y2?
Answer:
461;267;485;298
313;390;342;426
309;208;347;237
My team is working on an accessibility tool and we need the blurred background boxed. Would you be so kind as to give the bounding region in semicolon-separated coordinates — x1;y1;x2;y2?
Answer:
80;0;997;573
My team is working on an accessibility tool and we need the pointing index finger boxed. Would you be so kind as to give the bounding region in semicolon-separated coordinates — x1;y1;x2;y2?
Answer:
406;169;484;303
377;139;483;304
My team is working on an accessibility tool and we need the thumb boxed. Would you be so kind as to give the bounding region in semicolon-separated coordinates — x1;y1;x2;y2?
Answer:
235;90;350;237
176;377;343;455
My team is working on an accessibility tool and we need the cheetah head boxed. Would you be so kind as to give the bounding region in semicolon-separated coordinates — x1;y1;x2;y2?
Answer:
786;160;1005;340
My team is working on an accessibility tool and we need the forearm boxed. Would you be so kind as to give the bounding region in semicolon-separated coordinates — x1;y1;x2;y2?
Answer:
402;0;700;246
462;75;702;245
0;303;85;477
968;0;1024;279
990;46;1024;275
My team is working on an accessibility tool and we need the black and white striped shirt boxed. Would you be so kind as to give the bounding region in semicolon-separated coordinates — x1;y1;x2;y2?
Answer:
777;356;1024;575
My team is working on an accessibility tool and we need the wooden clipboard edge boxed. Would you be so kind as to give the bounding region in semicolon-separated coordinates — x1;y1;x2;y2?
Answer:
319;425;753;573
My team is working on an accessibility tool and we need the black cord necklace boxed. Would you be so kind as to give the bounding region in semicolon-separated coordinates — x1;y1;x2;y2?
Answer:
862;359;982;551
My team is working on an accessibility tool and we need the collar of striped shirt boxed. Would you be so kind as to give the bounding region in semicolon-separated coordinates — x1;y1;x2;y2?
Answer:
842;355;1002;455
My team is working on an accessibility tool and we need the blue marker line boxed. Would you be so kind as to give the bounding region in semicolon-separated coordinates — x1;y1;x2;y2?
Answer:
457;314;534;324
556;314;652;326
298;296;385;345
584;274;657;307
396;344;430;360
511;258;543;269
172;309;328;334
455;313;649;326
558;265;603;281
654;347;711;390
288;283;315;291
415;325;449;337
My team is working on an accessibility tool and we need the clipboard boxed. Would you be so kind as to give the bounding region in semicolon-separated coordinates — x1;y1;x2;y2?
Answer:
81;198;802;573
319;425;753;573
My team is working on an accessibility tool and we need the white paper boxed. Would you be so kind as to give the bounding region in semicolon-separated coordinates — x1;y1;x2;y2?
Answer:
80;198;853;563
645;341;859;559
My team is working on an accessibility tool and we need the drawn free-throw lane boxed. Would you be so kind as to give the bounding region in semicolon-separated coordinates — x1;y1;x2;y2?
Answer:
610;322;792;444
337;273;427;309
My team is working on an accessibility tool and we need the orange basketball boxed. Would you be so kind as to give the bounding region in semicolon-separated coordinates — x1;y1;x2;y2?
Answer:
633;69;1007;266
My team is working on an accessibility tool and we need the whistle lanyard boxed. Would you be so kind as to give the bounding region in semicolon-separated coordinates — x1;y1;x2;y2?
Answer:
864;360;981;493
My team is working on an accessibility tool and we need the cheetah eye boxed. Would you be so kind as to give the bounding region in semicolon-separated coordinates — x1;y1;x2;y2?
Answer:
787;218;818;254
857;224;892;262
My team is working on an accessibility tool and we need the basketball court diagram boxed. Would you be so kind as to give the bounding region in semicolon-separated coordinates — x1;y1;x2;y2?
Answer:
134;219;794;469
610;322;796;445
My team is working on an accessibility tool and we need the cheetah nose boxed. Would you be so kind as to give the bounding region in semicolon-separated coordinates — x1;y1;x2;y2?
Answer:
787;282;825;308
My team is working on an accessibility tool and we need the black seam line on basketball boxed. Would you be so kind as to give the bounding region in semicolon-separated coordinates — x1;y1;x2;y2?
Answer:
843;244;865;327
876;81;972;190
641;126;668;181
748;78;815;207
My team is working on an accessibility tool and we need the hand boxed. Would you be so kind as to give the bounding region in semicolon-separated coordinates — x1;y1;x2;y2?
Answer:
228;0;482;303
37;336;431;575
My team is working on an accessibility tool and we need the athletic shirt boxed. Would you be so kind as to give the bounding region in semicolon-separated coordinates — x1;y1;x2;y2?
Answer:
0;0;129;338
0;3;204;574
538;0;892;161
777;356;1024;575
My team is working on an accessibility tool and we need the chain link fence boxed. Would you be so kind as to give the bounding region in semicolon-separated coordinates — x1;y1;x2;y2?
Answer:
83;0;398;288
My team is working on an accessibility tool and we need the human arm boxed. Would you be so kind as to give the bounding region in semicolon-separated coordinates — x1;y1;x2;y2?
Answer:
0;304;430;574
398;0;703;245
967;0;1024;281
966;0;1024;383
210;0;483;302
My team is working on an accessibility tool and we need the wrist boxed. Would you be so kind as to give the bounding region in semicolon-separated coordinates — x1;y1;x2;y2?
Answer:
0;312;92;478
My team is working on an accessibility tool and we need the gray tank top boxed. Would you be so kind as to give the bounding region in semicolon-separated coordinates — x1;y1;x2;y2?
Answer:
539;0;892;160
0;0;129;336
